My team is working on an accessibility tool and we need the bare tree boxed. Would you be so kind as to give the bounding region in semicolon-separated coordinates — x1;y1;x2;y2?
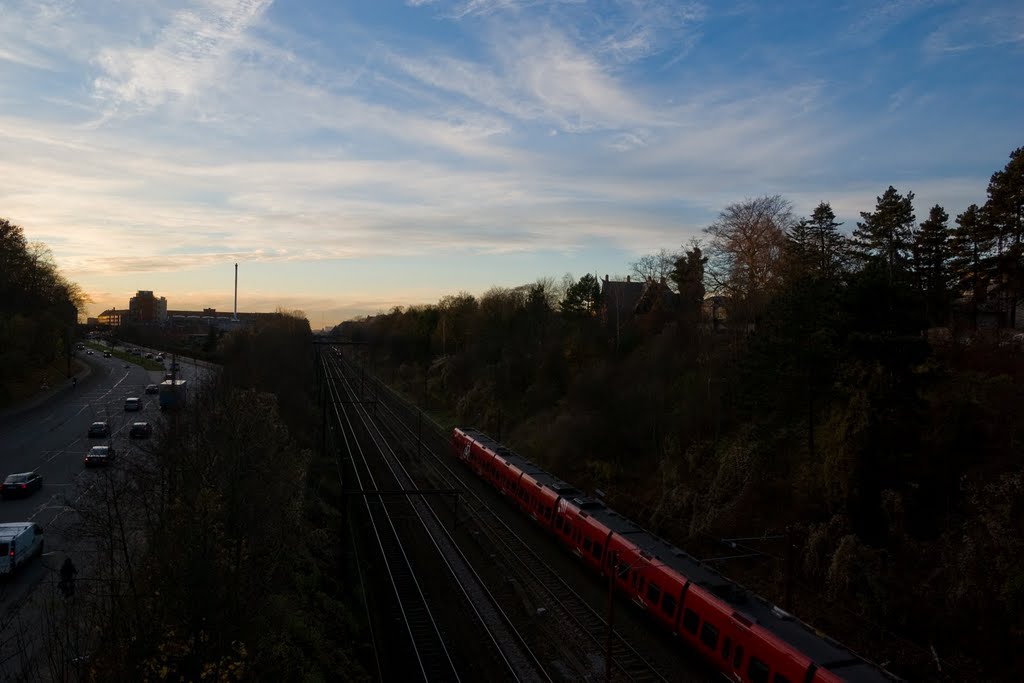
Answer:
704;195;795;321
630;249;679;289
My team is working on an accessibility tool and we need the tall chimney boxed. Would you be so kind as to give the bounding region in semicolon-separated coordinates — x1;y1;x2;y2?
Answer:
233;263;238;321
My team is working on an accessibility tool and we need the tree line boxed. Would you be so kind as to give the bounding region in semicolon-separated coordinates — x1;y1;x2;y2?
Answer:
0;218;89;406
336;145;1024;680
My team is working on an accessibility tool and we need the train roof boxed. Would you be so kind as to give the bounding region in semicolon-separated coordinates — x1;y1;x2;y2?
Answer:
455;427;898;682
461;429;581;495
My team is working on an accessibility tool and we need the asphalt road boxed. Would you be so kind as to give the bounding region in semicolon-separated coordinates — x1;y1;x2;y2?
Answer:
0;348;207;678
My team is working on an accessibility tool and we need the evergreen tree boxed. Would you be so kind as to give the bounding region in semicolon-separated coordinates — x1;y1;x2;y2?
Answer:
670;246;706;323
560;274;601;316
914;204;953;325
950;204;994;328
982;146;1024;327
786;201;846;281
851;186;916;283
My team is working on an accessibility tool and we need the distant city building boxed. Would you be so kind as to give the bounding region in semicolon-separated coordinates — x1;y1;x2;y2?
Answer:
97;308;129;326
99;293;275;330
129;291;168;324
166;308;277;330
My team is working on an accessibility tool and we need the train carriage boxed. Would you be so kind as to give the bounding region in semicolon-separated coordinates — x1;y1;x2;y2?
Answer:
452;428;496;479
455;428;583;531
450;427;900;683
518;471;578;530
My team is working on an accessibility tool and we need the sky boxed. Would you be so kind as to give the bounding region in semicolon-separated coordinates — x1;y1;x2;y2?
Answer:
1;0;1021;328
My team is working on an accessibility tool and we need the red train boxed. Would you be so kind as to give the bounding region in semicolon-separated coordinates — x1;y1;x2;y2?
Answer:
451;427;900;683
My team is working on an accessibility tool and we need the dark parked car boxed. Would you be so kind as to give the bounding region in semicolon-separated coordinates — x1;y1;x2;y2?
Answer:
129;422;152;439
87;421;110;438
1;472;43;499
145;384;159;395
84;445;114;466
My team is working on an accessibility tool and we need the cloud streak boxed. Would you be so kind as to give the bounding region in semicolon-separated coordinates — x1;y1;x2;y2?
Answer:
92;0;273;114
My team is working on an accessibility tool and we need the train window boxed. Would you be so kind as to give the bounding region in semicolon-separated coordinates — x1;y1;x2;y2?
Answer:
592;543;602;559
773;675;792;683
747;657;769;683
554;517;563;531
617;563;629;580
646;582;661;603
682;608;699;634
583;538;592;552
661;593;676;616
722;637;731;659
699;622;719;649
732;645;744;669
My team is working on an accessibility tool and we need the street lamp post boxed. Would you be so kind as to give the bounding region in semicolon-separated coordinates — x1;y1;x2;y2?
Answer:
66;301;77;379
605;552;641;683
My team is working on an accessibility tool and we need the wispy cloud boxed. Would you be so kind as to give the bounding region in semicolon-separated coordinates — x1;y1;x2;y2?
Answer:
596;1;706;64
0;44;56;70
923;4;1024;56
839;0;949;45
92;0;273;115
389;26;666;133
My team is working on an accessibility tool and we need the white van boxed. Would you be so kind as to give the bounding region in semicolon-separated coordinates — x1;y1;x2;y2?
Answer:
0;522;44;576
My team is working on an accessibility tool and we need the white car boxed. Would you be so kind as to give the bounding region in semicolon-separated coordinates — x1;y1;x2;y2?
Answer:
124;397;141;411
0;522;44;575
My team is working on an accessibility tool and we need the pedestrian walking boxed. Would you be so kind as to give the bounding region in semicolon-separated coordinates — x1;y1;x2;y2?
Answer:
59;557;77;598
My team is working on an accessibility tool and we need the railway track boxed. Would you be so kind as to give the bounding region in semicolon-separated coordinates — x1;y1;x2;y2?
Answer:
322;351;549;682
330;348;712;682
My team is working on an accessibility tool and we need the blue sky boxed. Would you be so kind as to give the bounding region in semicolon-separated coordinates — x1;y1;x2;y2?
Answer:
1;0;1021;327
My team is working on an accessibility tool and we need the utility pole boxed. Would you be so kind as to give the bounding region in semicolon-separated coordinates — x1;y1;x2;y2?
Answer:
605;552;617;683
66;301;76;378
784;525;795;612
417;410;422;462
